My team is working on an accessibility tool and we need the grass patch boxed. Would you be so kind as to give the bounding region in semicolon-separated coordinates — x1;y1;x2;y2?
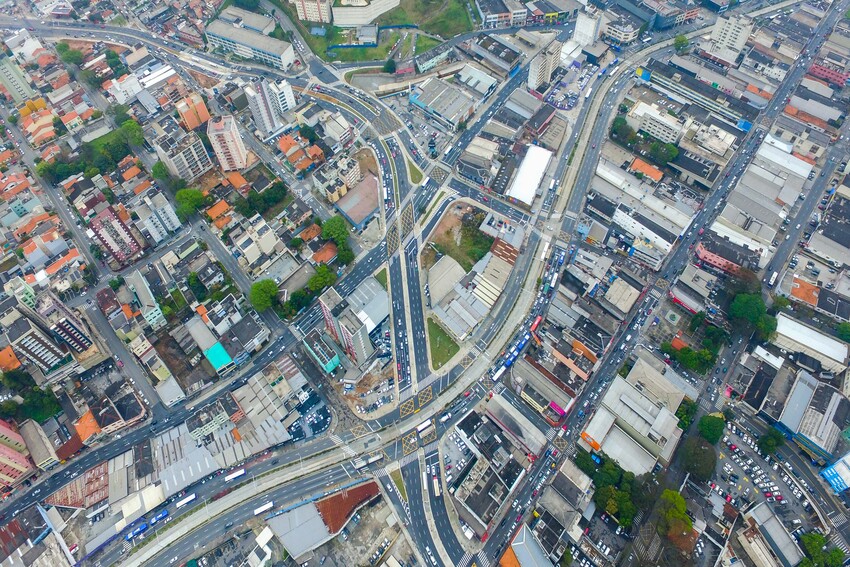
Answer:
400;33;414;58
344;67;383;83
408;159;423;184
427;318;459;369
390;469;407;501
171;288;187;310
433;211;494;272
329;32;401;63
415;35;443;54
110;15;127;26
374;267;387;289
262;192;294;221
89;127;128;156
377;0;473;38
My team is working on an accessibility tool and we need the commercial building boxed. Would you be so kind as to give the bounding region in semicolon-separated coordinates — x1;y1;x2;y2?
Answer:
409;78;475;132
218;5;276;34
574;9;602;46
302;329;341;374
709;14;753;54
175;93;211;131
205;20;294;70
31;291;93;354
104;73;143;105
207;115;248;171
772;313;848;373
625;100;682;144
579;358;684;475
331;0;400;27
318;277;388;367
18;420;58;471
737;502;803;567
2;313;71;381
528;40;563;92
0;441;34;489
186;394;241;441
154;126;213;182
602;6;643;45
0;57;35;104
776;370;850;464
506;145;552;207
468;34;523;76
289;0;332;22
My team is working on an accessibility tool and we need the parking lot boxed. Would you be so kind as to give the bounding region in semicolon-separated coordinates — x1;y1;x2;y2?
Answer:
383;93;453;157
712;422;816;535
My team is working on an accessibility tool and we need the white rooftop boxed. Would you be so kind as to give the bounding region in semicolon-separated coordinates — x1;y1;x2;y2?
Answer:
506;145;551;206
776;313;848;364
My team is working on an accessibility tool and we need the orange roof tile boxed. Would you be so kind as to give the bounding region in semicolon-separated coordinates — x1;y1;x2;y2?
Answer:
132;180;152;195
116;206;131;223
225;171;248;188
307;145;324;161
630;158;664;183
671;335;689;351
74;410;102;443
196;304;209;324
790;276;819;306
213;215;232;229
278;135;298;154
46;248;81;275
0;346;21;372
314;481;379;534
23;274;36;284
60;111;79;125
287;148;306;166
121;303;136;320
499;547;521;567
300;224;322;242
121;165;141;181
312;242;338;264
206;200;230;220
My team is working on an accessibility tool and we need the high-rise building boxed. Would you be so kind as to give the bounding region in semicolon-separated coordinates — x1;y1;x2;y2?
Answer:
318;277;388;366
0;419;26;454
4;277;35;309
0;442;33;488
154;128;213;182
289;0;332;22
245;79;296;138
710;14;753;53
175;93;211;131
574;9;601;46
33;291;93;354
135;191;182;245
527;40;563;91
207;115;248;171
18;420;58;471
245;82;282;138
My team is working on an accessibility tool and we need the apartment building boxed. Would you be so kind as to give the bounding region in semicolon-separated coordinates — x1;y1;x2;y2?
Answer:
626;100;683;144
527;40;563;91
154;128;213;182
205;20;294;70
289;0;332;22
175;93;211;131
208;115;248;171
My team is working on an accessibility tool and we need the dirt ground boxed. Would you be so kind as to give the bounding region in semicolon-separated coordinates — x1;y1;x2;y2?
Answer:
422;202;485;271
152;335;213;395
335;361;398;420
312;498;415;567
188;69;219;89
354;148;379;177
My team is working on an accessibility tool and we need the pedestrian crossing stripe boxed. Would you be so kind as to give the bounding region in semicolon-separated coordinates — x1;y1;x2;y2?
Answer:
458;551;474;567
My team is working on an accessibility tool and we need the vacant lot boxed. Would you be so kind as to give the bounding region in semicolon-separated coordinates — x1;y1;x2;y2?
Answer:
430;207;494;272
428;318;459;369
377;0;472;38
375;267;387;289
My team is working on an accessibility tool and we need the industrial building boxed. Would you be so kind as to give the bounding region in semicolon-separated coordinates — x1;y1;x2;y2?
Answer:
505;145;552;207
205;20;295;70
772;313;849;374
409;78;476;132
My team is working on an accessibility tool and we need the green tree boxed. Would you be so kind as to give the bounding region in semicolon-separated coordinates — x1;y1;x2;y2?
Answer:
249;279;280;312
1;369;35;393
657;489;692;538
55;41;70;54
837;322;850;342
174;188;206;221
152;160;170;181
689;311;706;331
675;398;698;429
673;34;689;52
187;272;208;301
757;426;786;455
108;277;124;291
730;293;776;340
337;243;355;265
79;69;102;87
120;119;144;145
234;0;259;8
611;116;637;144
648;141;679;165
383;58;397;73
698;415;725;444
107;103;130;126
680;436;717;482
322;215;349;247
308;264;337;291
289;237;303;250
60;48;84;65
799;531;846;567
299;124;318;144
559;549;573;567
773;295;791;310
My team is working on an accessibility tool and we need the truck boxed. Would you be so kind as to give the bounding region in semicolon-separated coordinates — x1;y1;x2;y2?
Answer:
439;412;452;424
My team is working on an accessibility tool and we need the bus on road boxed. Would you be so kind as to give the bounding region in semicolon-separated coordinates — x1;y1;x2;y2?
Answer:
174;493;196;509
768;272;778;288
432;475;441;496
254;502;274;516
225;469;246;483
585;88;593;100
416;420;433;434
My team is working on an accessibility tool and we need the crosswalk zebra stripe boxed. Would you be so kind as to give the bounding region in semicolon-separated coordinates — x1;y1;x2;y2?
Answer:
457;551;473;567
476;552;492;567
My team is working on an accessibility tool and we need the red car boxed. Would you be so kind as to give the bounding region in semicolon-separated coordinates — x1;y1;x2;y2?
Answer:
776;495;783;501
764;492;772;498
730;444;737;450
464;391;472;397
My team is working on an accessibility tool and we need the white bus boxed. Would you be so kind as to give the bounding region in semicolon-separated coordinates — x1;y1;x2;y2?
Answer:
421;176;431;188
253;502;274;516
175;493;197;509
443;146;452;157
548;180;555;192
432;475;441;496
224;469;246;483
585;88;593;100
416;420;433;434
768;272;778;288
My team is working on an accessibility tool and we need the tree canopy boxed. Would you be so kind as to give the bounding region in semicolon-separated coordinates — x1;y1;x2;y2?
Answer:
673;34;689;52
757;426;786;455
322;215;349;247
308;264;337;292
174;188;206;221
383;58;397;73
680;436;717;482
656;490;692;539
837;322;850;343
120;119;144;145
697;415;725;444
249;279;280;312
729;293;777;339
799;532;846;567
648;141;679;165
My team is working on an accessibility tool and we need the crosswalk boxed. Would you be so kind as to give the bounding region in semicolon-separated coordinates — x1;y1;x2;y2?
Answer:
546;428;559;441
476;551;492;567
458;551;474;567
832;512;848;528
399;452;419;467
831;532;849;553
330;434;356;457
